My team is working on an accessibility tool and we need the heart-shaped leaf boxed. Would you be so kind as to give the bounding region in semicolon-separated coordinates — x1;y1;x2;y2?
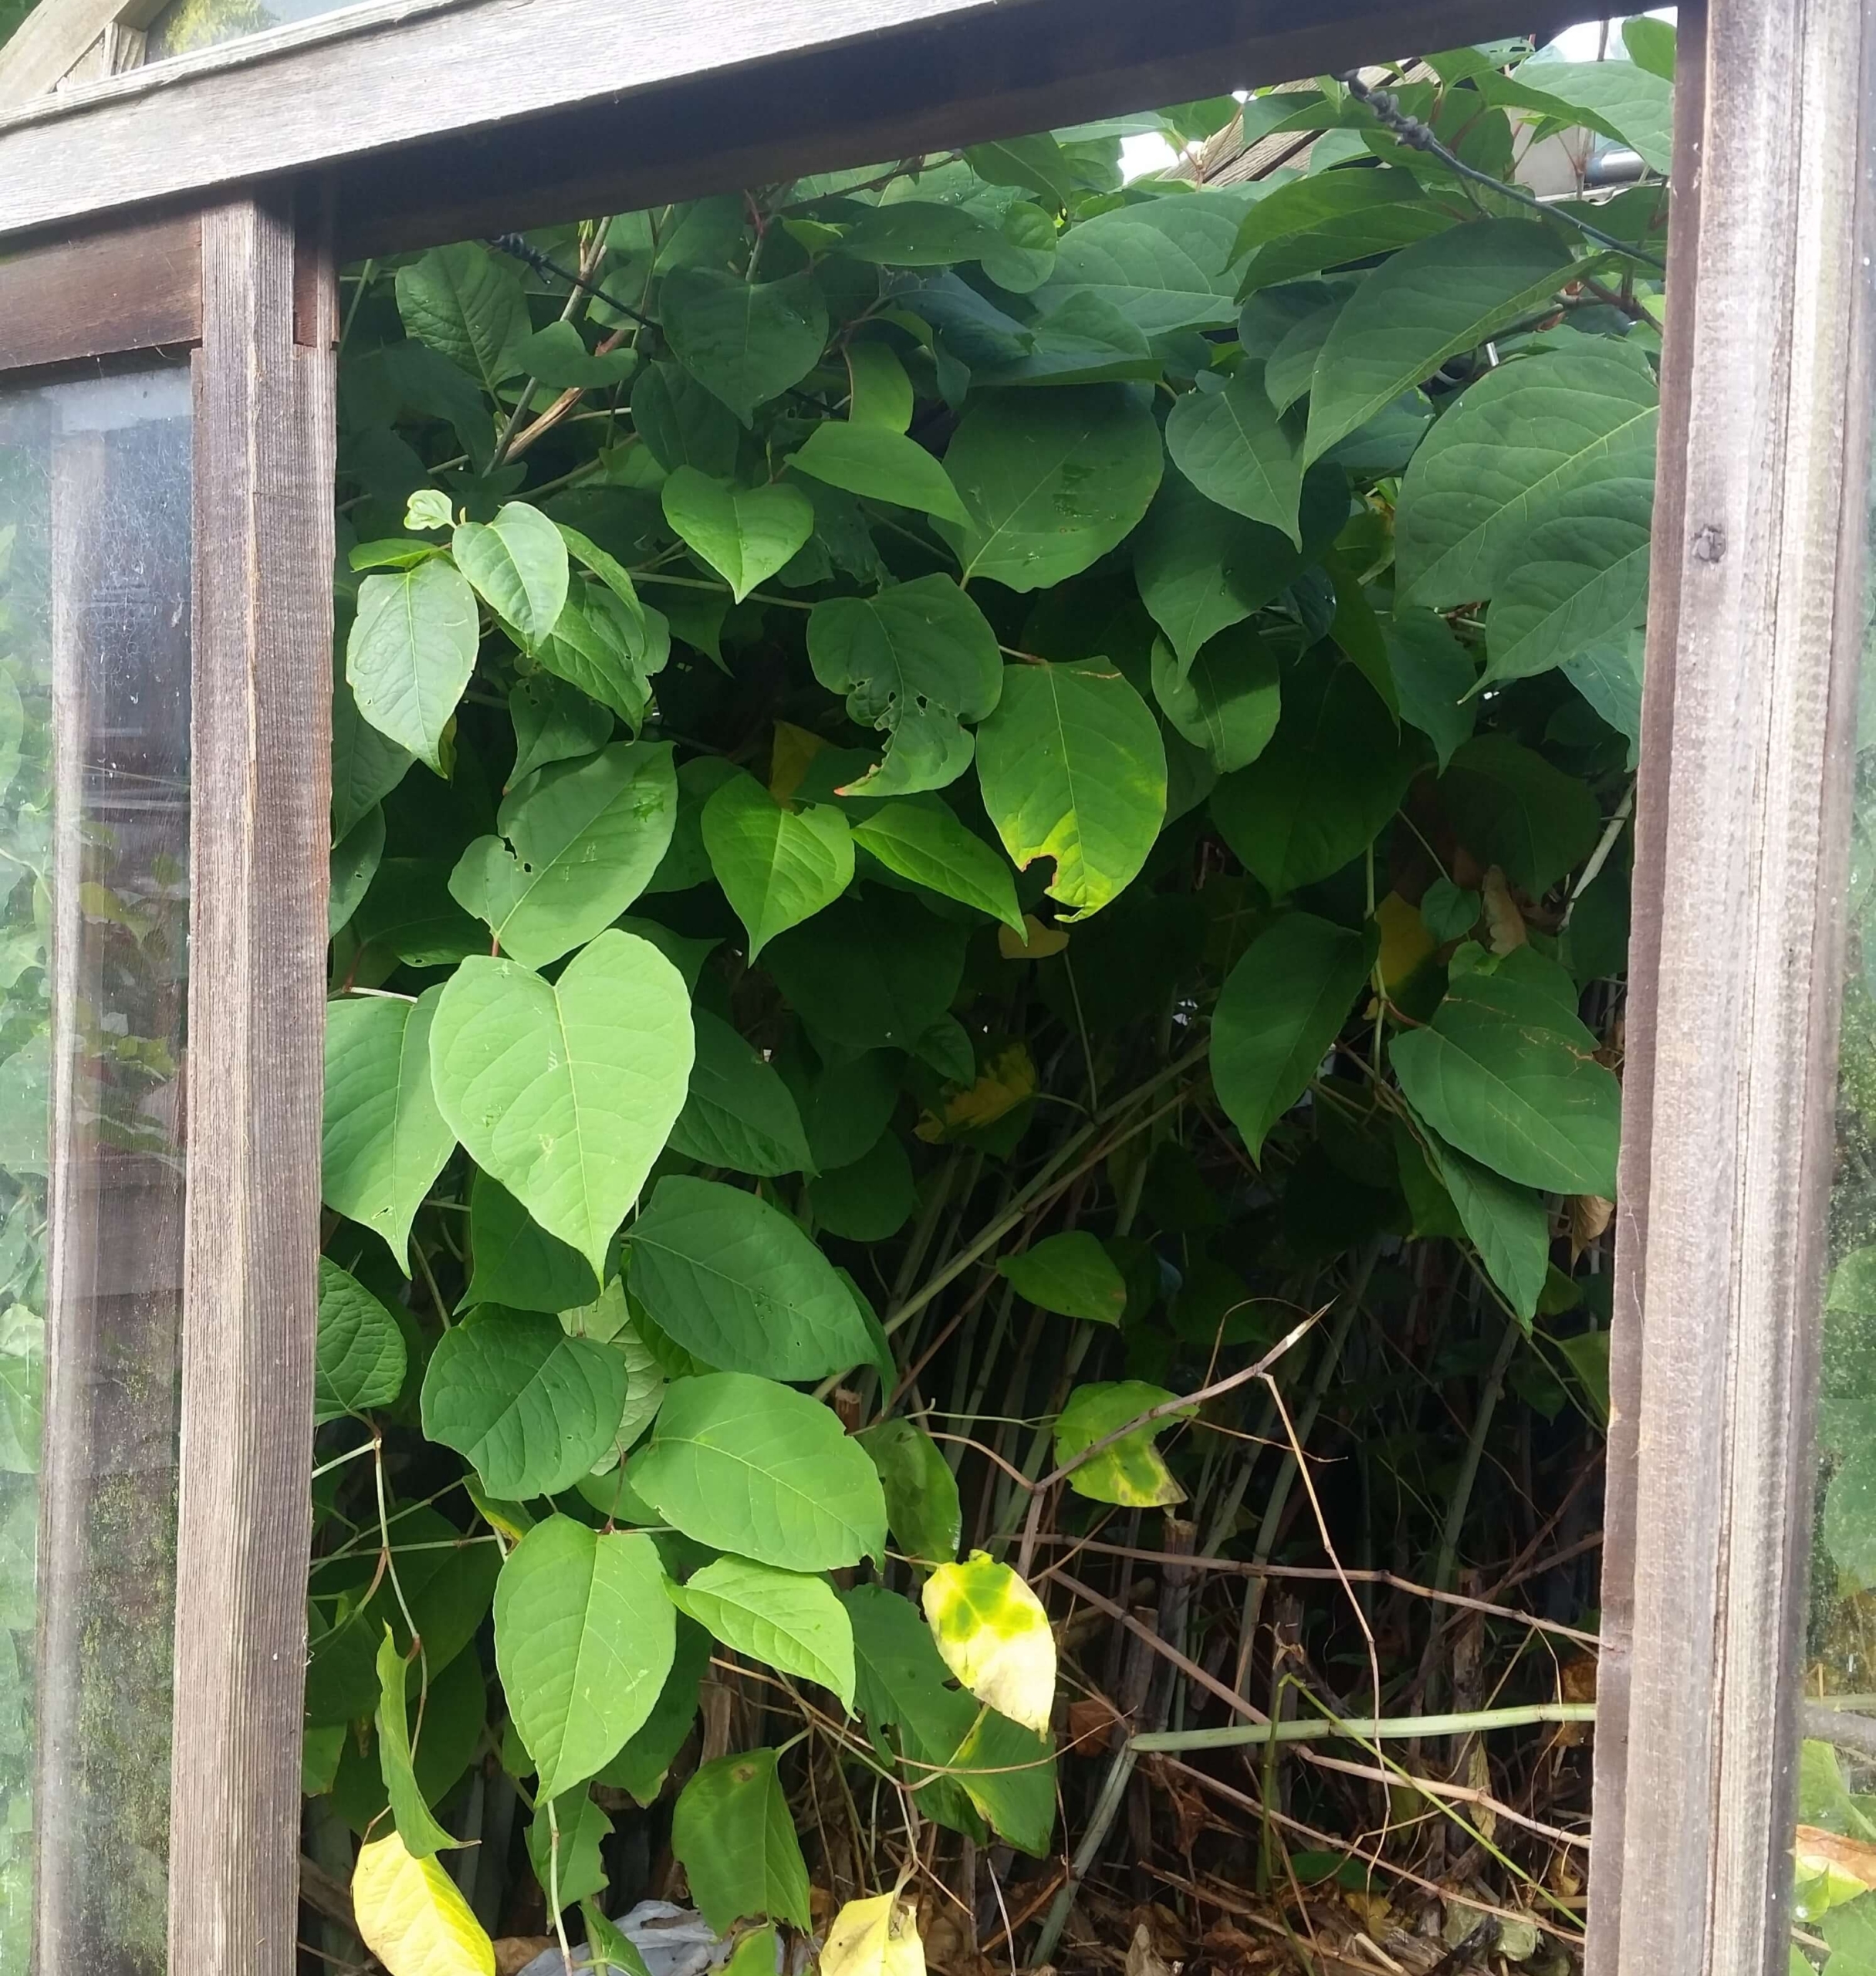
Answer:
1164;367;1304;544
701;771;853;958
668;1013;813;1176
661;268;828;423
661;469;815;603
347;557;480;772
316;1259;408;1423
995;1231;1126;1324
452;501;570;647
428;932;694;1277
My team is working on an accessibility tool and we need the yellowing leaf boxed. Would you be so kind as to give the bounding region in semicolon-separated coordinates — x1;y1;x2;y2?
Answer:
914;1044;1036;1143
998;914;1070;960
353;1833;495;1976
768;720;827;804
1374;891;1435;992
921;1551;1056;1734
1479;865;1527;954
820;1891;928;1976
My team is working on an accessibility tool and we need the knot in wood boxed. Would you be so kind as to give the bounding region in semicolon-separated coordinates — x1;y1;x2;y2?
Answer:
1692;523;1726;563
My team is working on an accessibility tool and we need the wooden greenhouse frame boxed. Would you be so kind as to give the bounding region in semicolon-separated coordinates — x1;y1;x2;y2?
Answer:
0;0;1868;1971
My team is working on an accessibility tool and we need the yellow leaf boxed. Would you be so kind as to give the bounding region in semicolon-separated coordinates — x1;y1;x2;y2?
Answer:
914;1044;1036;1143
820;1891;927;1976
353;1833;496;1976
1374;891;1434;991
1479;866;1527;954
768;721;826;804
920;1551;1056;1734
997;913;1069;960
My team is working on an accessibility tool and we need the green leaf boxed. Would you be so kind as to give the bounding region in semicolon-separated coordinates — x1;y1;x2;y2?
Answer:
347;558;481;773
1518;56;1673;174
701;773;853;958
509;674;613;786
789;424;968;525
395;243;532;396
334;656;415;839
539;586;662;729
631;360;742;476
374;1630;458;1858
330;804;386;938
1044;194;1247;333
323;988;458;1270
1387;610;1478;769
1164;369;1303;543
1212;912;1376;1158
935;385;1164;591
1303;221;1580;462
674;1558;857;1708
661;269;829;424
996;1232;1125;1324
836;201;1000;266
1150;628;1280;774
1483;472;1653;685
594;1616;711;1803
668;1013;813;1176
448;742;678;968
843;1584;1056;1854
1209;661;1423;895
453;502;570;647
806;576;1003;796
1438;735;1603;898
1232;168;1457;294
859;1419;962;1566
671;1749;812;1933
526;1791;612;1910
428;932;695;1278
1622;15;1676;82
461;1168;600;1312
845;340;914;431
1389;955;1620;1194
661;469;815;604
627;1176;875;1380
316;1258;408;1423
357;860;485;969
628;1372;888;1571
1409;1115;1551;1325
1054;1379;1192;1507
1264;291;1349;412
494;1517;676;1801
420;1306;630;1497
1395;343;1658;607
765;892;967;1052
811;1133;916;1243
583;1904;654;1976
972;290;1160;390
850;803;1023;932
975;659;1166;919
1564;633;1643;760
512;320;637;389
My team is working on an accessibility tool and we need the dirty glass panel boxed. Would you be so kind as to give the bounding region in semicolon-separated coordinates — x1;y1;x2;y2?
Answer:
142;0;364;62
0;365;191;1975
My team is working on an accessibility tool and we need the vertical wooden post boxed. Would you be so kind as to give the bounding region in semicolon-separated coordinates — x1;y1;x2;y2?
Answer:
1587;2;1875;1971
169;188;335;1976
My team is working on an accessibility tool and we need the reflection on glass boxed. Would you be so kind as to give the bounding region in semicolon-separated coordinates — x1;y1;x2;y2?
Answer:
0;367;191;1975
143;0;363;62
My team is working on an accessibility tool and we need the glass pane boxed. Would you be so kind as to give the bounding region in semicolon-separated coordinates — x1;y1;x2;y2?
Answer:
0;366;191;1976
142;0;365;63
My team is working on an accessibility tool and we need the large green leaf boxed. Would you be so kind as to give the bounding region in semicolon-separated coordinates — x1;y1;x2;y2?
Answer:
1394;343;1658;607
632;360;742;477
1212;912;1377;1157
1044;194;1246;333
594;1616;711;1804
858;1420;962;1567
628;1372;887;1571
1389;952;1620;1193
1150;628;1281;774
460;1168;600;1312
673;1558;857;1708
494;1517;676;1800
668;1013;813;1176
1438;734;1603;898
661;269;828;424
449;742;678;968
395;243;532;396
420;1306;630;1497
765;892;967;1052
1303;221;1580;462
627;1176;875;1380
810;1134;916;1242
428;932;695;1277
323;987;457;1269
1209;660;1423;894
316;1258;408;1423
701;773;853;959
1482;472;1654;685
805;577;1002;795
850;803;1023;932
452;502;570;648
1232;169;1457;294
1164;369;1303;544
935;386;1163;591
661;469;814;604
789;425;967;525
671;1750;812;1934
346;558;481;772
975;660;1166;919
1514;56;1673;174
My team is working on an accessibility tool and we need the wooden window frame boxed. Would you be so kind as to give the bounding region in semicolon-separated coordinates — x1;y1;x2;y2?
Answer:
2;0;1871;1971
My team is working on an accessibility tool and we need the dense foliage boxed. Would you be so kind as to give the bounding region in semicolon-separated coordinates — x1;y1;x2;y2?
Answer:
301;34;1674;1976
